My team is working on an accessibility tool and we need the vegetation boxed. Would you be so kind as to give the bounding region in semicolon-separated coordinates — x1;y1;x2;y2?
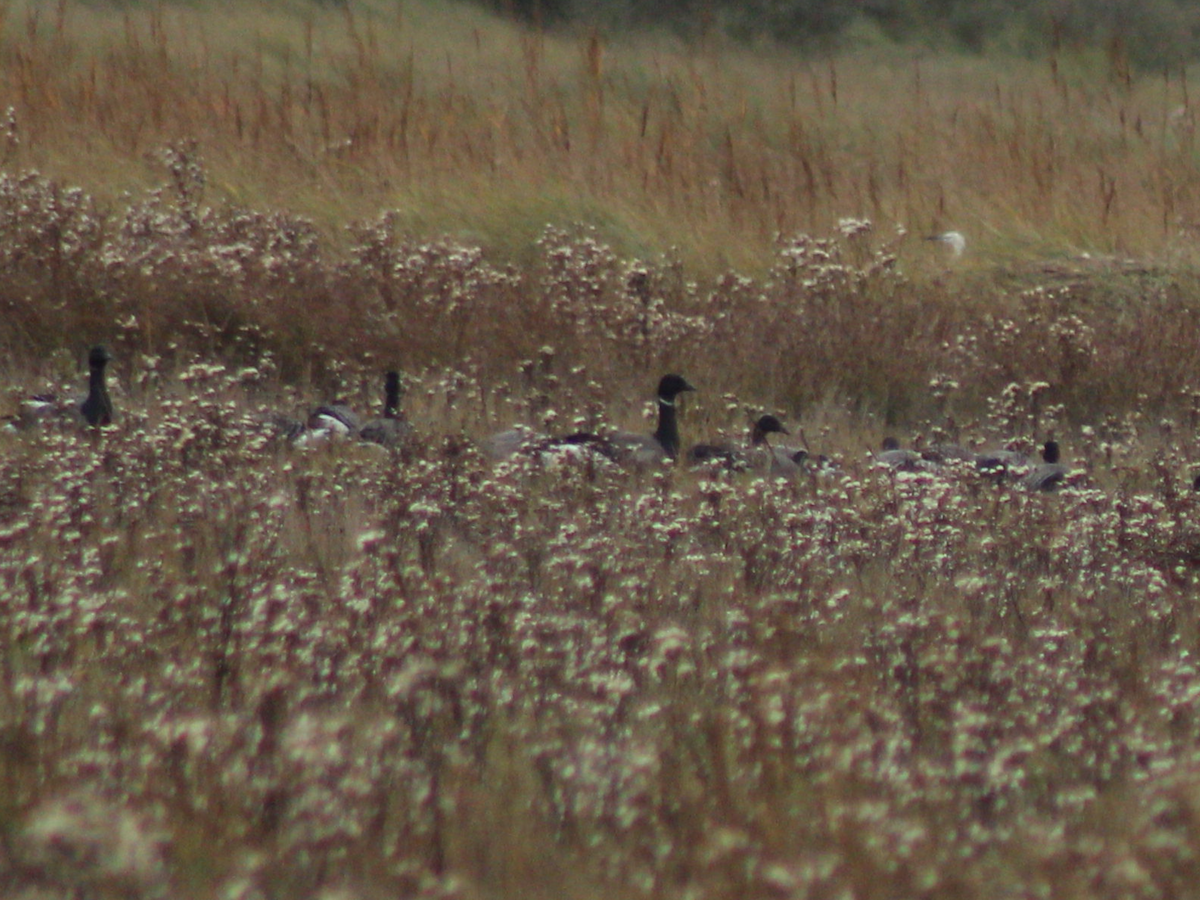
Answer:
1;0;1199;285
488;0;1200;69
4;2;1200;898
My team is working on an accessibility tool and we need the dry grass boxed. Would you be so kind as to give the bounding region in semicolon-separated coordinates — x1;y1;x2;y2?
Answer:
0;0;1198;274
2;363;1200;899
5;3;1200;899
0;0;1198;421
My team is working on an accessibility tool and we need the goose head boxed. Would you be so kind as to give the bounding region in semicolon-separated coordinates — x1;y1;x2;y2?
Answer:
656;374;696;403
751;415;789;444
88;345;113;370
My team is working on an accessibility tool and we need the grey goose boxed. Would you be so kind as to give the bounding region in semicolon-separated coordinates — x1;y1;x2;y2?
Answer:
1021;441;1069;492
603;373;696;464
689;414;802;477
4;345;114;431
485;374;696;466
359;371;413;448
307;402;360;437
975;445;1032;477
876;437;937;472
270;392;361;448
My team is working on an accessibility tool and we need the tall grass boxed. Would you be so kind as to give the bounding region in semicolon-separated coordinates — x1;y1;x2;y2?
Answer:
0;1;1197;424
0;0;1198;275
2;363;1200;898
7;6;1200;899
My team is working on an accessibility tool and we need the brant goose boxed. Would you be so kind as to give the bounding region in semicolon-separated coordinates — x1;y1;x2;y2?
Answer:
1022;441;1069;492
605;374;696;464
486;374;696;466
359;371;413;447
690;414;801;476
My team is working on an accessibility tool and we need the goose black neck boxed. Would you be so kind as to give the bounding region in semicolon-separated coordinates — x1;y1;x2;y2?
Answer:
654;397;681;459
383;373;401;419
82;362;113;426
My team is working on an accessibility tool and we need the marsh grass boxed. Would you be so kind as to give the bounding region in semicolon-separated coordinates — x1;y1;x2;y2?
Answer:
2;0;1200;426
4;367;1200;898
5;3;1200;898
0;0;1198;275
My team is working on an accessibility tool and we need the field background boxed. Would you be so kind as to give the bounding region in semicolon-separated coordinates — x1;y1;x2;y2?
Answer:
5;1;1200;898
3;0;1200;425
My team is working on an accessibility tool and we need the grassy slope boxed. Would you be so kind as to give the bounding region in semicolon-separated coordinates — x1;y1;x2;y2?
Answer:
3;0;1200;275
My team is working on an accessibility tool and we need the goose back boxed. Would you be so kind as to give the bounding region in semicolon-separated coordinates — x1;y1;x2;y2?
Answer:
1022;441;1069;491
877;437;935;472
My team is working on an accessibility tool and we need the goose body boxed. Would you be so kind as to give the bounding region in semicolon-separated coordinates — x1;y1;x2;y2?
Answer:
605;374;695;464
975;446;1030;476
271;394;361;447
6;346;114;431
1022;441;1069;492
484;428;619;465
689;414;800;477
483;424;550;460
359;371;413;448
307;403;360;437
924;443;974;464
877;437;937;472
488;374;695;466
3;394;60;431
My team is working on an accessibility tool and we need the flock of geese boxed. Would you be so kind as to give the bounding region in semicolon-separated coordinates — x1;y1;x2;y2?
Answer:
5;346;1073;491
485;372;1072;491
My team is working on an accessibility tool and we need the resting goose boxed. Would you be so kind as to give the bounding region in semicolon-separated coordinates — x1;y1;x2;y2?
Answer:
923;442;974;465
975;445;1031;477
307;402;360;437
359;371;413;448
1022;441;1069;492
271;393;361;448
484;424;544;460
3;393;59;432
486;374;696;466
5;346;115;431
604;374;695;464
689;414;801;476
876;437;937;472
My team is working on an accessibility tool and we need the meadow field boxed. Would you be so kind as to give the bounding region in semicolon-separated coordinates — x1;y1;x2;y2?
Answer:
6;1;1200;898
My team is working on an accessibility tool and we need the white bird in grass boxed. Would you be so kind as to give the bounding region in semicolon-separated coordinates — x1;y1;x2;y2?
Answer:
926;231;966;258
